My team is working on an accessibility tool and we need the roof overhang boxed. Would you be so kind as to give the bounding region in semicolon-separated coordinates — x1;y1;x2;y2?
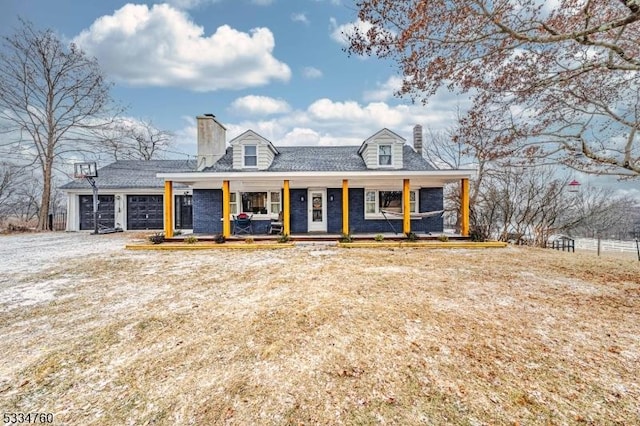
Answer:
158;169;475;189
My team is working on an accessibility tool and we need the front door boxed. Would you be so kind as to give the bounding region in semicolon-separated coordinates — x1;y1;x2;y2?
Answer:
308;189;327;232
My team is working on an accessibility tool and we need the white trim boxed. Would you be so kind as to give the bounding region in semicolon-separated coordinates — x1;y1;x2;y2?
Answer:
377;144;393;167
308;188;327;232
242;144;258;168
158;169;474;180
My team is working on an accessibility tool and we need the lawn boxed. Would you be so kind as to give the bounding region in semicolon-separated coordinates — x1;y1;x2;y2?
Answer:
1;233;639;425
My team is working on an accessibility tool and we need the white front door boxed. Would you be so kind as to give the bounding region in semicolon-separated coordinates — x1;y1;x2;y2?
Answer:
308;189;327;232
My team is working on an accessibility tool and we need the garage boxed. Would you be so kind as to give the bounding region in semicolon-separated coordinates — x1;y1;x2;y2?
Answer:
127;195;164;230
79;195;115;230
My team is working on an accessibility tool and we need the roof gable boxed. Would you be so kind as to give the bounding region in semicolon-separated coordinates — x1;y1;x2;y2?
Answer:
229;130;279;155
357;128;406;155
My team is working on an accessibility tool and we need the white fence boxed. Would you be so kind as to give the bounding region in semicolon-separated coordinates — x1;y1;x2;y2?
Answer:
574;238;640;256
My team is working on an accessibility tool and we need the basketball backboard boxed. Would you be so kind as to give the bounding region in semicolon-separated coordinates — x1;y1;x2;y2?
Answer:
74;162;98;178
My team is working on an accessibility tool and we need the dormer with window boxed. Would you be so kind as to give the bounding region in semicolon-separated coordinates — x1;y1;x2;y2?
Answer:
230;130;279;170
358;128;405;169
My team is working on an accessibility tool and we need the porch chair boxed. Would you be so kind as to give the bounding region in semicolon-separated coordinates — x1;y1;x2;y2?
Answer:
233;213;253;235
269;211;284;234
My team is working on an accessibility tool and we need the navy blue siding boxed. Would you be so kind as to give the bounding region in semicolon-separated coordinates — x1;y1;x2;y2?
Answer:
327;188;342;233
192;186;444;235
420;187;444;233
193;189;222;234
289;189;307;233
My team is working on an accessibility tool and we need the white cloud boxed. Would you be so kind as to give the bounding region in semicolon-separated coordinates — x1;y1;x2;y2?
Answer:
291;13;310;25
302;66;323;79
163;0;220;9
214;92;467;147
363;76;404;102
230;95;291;116
73;3;291;92
329;18;393;47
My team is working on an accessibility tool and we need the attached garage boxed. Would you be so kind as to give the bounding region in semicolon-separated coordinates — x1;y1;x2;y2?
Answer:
79;195;115;230
60;160;196;232
127;195;164;230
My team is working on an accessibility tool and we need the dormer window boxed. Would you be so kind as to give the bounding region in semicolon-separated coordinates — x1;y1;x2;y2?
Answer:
243;145;257;167
378;145;392;166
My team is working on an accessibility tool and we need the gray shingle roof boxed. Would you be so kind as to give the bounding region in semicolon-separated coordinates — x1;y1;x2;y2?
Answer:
203;145;436;172
59;160;196;190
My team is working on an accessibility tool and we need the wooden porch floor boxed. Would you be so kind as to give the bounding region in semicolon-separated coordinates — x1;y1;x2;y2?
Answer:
167;232;468;243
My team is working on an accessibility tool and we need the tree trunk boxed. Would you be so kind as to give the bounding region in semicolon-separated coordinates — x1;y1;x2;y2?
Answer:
37;161;52;230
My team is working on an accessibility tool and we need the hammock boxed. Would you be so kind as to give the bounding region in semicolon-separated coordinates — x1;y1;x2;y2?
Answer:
380;209;444;219
379;210;444;234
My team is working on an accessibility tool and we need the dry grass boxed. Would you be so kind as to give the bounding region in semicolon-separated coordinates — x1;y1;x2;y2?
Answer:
1;241;639;425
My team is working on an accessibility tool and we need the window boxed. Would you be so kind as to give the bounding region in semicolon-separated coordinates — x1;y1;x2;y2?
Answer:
270;191;281;214
231;191;281;215
378;145;392;166
230;192;238;215
242;192;267;214
243;145;257;167
364;189;418;218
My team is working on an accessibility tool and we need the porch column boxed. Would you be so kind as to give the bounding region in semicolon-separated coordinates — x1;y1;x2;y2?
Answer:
222;180;231;237
403;179;411;234
163;181;174;238
283;180;290;235
461;178;470;237
342;179;349;235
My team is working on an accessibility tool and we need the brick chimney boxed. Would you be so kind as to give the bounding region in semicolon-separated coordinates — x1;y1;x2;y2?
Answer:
197;114;226;171
413;124;423;157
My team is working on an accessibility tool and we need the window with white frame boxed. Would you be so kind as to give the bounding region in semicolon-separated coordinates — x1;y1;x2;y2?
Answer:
364;189;418;218
230;192;238;215
378;144;392;166
243;145;257;167
230;191;281;215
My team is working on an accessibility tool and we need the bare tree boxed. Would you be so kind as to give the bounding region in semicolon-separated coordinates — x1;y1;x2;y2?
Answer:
565;186;637;239
347;0;640;177
0;162;24;222
0;19;117;230
99;119;174;161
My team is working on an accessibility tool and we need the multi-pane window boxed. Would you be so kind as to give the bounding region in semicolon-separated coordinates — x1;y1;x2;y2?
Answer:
244;145;257;167
270;191;281;214
378;145;392;166
365;190;376;214
242;192;267;213
230;192;238;215
364;189;418;218
230;191;281;215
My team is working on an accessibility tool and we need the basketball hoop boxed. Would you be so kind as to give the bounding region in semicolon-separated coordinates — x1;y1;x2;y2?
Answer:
568;179;581;193
74;162;99;234
74;162;97;179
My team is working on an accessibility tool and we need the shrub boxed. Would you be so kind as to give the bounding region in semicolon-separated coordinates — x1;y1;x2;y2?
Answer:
148;232;165;244
214;234;226;244
374;234;384;242
245;237;255;244
174;230;182;236
277;233;291;243
184;235;198;244
437;235;449;242
405;232;419;242
339;233;353;243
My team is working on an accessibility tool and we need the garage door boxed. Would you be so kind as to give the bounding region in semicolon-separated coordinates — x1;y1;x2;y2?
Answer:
127;195;164;230
79;195;115;230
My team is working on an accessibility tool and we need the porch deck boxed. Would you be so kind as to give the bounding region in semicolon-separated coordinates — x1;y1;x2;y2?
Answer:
167;231;468;243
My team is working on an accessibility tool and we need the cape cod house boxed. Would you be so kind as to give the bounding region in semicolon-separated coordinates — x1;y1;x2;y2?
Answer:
61;114;473;237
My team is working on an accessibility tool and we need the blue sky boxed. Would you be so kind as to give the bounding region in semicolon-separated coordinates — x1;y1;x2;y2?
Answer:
1;0;467;156
2;0;638;198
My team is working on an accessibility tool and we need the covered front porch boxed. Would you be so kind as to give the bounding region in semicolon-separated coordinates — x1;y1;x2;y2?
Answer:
158;170;472;239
